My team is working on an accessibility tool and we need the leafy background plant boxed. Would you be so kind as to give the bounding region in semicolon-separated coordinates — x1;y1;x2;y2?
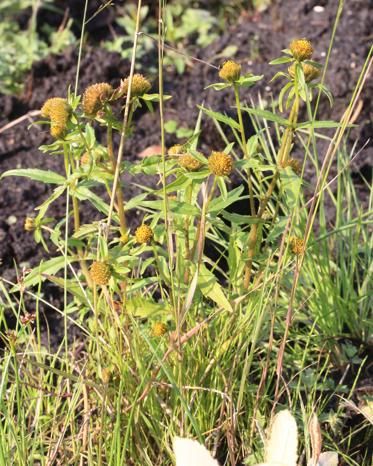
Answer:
0;1;372;465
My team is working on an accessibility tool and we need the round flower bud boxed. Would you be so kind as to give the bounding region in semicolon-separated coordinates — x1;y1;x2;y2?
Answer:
219;60;241;82
135;224;153;244
152;322;167;337
82;82;113;116
288;63;320;82
178;154;201;171
120;74;151;97
289;39;313;61
41;97;69;138
24;217;36;232
290;236;305;255
208;151;233;176
168;144;185;156
90;261;111;285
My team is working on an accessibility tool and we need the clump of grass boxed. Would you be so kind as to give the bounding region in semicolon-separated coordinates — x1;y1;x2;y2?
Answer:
0;1;372;465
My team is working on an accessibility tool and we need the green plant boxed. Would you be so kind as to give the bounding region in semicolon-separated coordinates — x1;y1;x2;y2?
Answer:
0;0;75;94
0;1;372;465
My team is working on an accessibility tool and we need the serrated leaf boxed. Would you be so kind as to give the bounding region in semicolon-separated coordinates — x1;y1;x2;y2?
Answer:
1;168;65;185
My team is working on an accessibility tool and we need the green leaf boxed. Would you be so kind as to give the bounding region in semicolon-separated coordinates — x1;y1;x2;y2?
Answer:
269;56;294;65
222;212;268;225
280;166;301;210
242;107;291;126
141;93;172;102
209;186;245;213
204;82;231;91
235;74;263;88
126;296;171;318
1;168;65;185
198;264;233;312
198;105;241;130
11;256;74;291
296;120;347;129
139;199;200;217
75;186;114;217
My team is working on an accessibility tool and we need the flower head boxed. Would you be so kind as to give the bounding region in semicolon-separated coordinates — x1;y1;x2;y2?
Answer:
152;322;167;337
219;60;241;82
41;97;69;138
24;217;36;232
168;144;185;156
90;261;111;285
82;82;113;116
208;151;233;176
288;63;320;82
120;74;151;97
178;154;201;171
290;236;305;255
289;39;313;61
135;224;153;244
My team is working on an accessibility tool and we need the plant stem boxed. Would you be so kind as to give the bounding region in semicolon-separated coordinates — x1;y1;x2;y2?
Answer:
63;143;92;288
234;83;255;216
107;123;127;236
243;95;299;289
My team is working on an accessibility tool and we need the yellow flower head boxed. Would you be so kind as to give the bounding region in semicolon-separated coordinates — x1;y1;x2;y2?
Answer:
24;217;36;232
290;236;305;255
178;154;201;171
101;368;111;384
168;144;185;156
152;321;167;337
90;261;111;285
135;224;153;244
208;151;233;176
288;63;320;82
289;39;313;61
120;74;151;97
41;97;69;138
219;60;241;82
82;82;113;116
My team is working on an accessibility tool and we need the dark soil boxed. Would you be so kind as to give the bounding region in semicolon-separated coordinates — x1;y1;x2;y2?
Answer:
0;0;372;327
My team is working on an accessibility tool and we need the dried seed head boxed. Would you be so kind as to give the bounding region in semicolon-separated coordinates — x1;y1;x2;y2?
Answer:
152;321;167;337
289;38;313;61
135;224;153;244
208;151;233;176
219;60;241;82
41;97;69;138
288;63;320;82
120;74;151;97
82;82;113;116
178;154;201;171
24;217;36;232
290;236;305;255
90;261;111;285
282;157;302;175
168;144;185;156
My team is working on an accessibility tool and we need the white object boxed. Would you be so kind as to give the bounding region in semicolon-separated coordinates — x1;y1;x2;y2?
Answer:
173;437;219;466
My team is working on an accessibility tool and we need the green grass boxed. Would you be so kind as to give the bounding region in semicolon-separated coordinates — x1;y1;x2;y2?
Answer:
0;1;372;465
